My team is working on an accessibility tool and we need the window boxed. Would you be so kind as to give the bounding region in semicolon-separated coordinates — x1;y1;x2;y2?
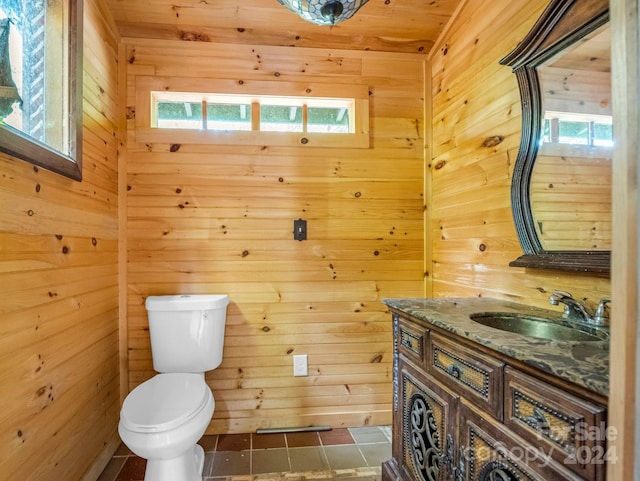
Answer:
0;0;82;180
152;92;355;134
136;77;369;149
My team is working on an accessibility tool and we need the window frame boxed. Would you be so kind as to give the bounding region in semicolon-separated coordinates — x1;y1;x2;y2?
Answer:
0;0;83;181
135;76;370;149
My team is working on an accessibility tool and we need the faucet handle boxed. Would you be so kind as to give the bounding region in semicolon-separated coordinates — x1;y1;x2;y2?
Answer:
593;298;611;325
549;290;573;305
551;290;573;298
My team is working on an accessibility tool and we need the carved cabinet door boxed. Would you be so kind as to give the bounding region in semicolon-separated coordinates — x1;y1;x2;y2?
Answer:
458;401;583;481
400;360;460;481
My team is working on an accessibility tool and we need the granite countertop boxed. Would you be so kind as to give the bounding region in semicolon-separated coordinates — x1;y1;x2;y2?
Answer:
383;297;609;397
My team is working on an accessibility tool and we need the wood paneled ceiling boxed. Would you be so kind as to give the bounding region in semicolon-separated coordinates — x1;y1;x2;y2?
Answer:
105;0;463;54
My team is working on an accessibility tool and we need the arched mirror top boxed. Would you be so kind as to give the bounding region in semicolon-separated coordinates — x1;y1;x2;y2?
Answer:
500;0;611;273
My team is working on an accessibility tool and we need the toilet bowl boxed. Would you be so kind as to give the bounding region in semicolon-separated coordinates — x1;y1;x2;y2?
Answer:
119;373;214;481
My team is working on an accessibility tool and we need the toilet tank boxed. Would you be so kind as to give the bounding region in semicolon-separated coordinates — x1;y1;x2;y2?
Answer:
145;294;229;373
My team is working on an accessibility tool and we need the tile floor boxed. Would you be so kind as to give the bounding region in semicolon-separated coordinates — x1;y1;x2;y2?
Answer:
98;426;391;481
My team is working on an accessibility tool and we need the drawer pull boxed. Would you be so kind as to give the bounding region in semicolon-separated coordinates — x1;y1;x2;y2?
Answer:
524;406;550;435
401;337;413;349
448;364;462;379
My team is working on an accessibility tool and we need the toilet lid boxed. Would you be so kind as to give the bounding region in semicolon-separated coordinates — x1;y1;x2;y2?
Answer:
120;373;211;433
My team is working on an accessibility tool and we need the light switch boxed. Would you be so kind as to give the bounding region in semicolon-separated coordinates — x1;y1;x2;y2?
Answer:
293;354;308;376
293;218;307;241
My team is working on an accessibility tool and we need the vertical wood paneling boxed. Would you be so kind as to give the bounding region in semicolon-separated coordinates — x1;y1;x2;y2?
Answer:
0;0;121;479
608;0;639;477
124;39;425;433
429;0;611;307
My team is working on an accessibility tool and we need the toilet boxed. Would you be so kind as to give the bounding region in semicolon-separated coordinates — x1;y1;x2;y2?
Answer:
118;294;229;481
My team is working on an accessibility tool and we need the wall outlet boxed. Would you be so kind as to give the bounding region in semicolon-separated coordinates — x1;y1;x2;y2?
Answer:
293;354;308;376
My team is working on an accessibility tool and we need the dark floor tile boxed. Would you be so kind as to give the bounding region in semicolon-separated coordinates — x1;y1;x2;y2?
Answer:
115;456;146;481
319;428;355;446
200;434;218;452
96;456;127;481
217;433;251;451
253;432;287;449
252;447;291;473
286;431;321;447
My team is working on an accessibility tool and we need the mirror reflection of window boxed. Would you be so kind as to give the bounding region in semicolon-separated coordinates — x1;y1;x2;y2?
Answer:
542;113;613;147
539;23;612;149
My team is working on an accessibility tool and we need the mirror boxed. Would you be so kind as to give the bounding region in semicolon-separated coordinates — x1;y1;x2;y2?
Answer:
500;0;611;273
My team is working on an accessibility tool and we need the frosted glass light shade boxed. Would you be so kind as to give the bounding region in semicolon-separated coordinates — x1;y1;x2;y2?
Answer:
277;0;369;25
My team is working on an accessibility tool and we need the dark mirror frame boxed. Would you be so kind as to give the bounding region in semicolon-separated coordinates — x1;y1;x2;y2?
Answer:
0;0;83;181
500;0;610;273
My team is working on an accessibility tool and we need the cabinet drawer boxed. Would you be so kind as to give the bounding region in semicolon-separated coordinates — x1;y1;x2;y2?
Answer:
428;332;504;420
504;368;607;481
397;317;426;364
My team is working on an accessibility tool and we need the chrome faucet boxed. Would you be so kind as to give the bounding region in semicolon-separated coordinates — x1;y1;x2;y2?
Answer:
549;290;610;326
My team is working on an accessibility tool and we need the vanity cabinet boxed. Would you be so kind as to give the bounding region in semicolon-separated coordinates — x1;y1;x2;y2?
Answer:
384;311;608;481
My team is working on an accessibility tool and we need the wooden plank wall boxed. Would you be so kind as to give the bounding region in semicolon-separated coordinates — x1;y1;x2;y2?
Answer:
0;0;121;480
429;0;611;307
124;39;426;433
608;0;640;477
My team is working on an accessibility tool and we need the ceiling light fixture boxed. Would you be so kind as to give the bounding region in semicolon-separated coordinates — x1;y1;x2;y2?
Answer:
277;0;369;26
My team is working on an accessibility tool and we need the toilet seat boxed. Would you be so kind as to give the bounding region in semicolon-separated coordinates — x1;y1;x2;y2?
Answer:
120;373;211;433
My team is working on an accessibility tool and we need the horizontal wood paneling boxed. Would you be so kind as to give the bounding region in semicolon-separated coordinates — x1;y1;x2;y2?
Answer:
429;0;611;308
0;0;121;479
125;39;425;433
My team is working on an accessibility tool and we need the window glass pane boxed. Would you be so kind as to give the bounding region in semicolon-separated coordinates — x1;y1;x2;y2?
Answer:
307;107;350;133
207;103;251;131
593;122;613;147
0;0;69;154
542;118;550;143
157;101;203;129
260;104;303;132
558;120;589;144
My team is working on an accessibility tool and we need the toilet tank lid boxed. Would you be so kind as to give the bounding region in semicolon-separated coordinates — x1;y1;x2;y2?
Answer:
145;294;229;311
